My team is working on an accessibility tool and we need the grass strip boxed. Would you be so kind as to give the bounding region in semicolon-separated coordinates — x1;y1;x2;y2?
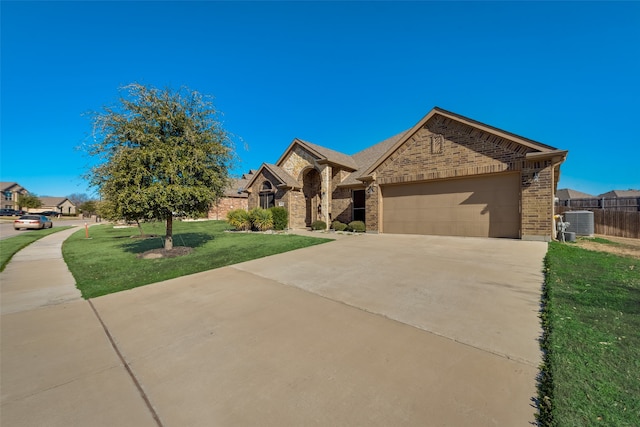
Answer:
538;242;640;426
63;220;332;299
0;227;73;271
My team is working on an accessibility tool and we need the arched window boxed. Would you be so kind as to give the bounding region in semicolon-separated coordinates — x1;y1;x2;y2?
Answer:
259;181;275;209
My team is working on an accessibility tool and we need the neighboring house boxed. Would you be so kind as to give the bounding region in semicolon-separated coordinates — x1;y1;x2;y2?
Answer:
207;171;254;220
556;188;595;202
556;188;597;208
597;189;640;199
36;197;77;215
557;189;640;212
0;182;28;210
245;107;568;241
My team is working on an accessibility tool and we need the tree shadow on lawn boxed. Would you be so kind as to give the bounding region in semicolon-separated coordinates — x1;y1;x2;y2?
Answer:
119;232;212;254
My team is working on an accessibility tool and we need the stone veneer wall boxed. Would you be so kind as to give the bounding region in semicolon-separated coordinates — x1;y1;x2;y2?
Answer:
281;146;315;181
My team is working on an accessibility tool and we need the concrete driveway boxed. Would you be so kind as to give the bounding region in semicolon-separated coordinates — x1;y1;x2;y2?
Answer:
2;230;547;426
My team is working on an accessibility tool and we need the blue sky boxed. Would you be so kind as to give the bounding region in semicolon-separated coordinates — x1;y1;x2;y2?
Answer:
2;1;639;198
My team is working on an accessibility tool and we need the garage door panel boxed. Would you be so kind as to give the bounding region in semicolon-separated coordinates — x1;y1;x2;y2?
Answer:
382;174;520;238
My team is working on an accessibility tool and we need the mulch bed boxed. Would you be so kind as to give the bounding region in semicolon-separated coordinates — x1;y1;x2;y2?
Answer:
137;246;194;259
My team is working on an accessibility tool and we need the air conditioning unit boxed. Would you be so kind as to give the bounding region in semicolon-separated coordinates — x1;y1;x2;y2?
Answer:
564;211;594;236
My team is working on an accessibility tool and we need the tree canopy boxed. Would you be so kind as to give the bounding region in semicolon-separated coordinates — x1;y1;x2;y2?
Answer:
86;83;235;249
18;193;42;210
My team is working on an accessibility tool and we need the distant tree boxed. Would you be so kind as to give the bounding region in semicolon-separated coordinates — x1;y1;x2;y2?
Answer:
18;193;42;210
86;83;235;250
67;193;90;207
79;200;97;215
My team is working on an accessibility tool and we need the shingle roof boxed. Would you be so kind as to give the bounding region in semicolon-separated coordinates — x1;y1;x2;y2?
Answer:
556;188;595;200
223;177;250;198
597;189;640;198
39;197;75;207
296;139;359;170
0;182;24;192
338;130;410;187
263;164;302;189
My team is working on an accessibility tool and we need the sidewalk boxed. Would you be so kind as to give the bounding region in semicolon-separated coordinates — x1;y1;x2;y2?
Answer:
1;227;157;426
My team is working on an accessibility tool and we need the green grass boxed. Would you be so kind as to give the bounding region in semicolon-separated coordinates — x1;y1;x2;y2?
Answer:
62;220;332;299
0;227;73;271
539;242;640;426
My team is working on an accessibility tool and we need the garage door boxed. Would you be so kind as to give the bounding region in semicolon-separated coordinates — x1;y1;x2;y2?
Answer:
381;173;520;238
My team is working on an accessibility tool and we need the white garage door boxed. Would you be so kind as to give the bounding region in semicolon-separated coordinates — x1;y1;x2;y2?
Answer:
381;173;520;238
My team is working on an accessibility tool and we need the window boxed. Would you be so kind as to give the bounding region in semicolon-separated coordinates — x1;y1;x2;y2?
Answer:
353;190;365;222
259;181;275;209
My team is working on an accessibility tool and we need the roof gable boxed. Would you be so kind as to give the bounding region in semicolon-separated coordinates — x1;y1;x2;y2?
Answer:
362;107;563;178
39;197;75;207
597;189;640;198
244;163;302;191
556;188;595;200
1;182;25;192
276;138;358;171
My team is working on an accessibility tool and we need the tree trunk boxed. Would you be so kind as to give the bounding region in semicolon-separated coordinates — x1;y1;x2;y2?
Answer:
165;216;173;250
136;220;144;236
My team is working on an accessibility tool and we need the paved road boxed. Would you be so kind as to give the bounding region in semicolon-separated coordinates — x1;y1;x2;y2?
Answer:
1;229;548;426
0;218;97;240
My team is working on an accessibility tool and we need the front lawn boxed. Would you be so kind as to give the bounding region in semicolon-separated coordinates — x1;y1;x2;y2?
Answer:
539;242;640;425
63;220;331;299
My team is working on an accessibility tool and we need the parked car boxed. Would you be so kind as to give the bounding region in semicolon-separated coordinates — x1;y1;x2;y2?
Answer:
37;211;61;217
14;215;53;230
0;208;17;216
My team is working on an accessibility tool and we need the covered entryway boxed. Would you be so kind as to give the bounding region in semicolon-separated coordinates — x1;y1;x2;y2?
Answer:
381;173;520;238
302;168;321;227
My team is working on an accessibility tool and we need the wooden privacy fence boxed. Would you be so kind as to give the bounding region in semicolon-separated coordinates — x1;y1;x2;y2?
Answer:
558;196;640;212
556;207;640;239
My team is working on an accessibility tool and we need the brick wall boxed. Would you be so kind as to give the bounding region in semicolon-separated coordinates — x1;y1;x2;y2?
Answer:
376;118;529;185
208;197;248;220
246;169;288;211
369;114;557;239
521;160;555;240
365;183;379;232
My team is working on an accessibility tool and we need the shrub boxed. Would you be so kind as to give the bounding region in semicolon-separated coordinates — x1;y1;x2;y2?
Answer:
250;207;274;231
269;207;288;230
347;220;366;232
331;220;347;231
226;209;251;231
311;220;327;231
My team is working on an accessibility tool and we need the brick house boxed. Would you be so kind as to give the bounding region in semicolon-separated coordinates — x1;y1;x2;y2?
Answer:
1;182;28;210
245;107;567;241
36;197;77;215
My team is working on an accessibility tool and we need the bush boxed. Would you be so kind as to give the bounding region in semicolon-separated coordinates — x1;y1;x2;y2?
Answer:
311;220;327;231
347;220;366;232
249;207;274;231
226;209;251;231
331;220;347;231
269;207;288;230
